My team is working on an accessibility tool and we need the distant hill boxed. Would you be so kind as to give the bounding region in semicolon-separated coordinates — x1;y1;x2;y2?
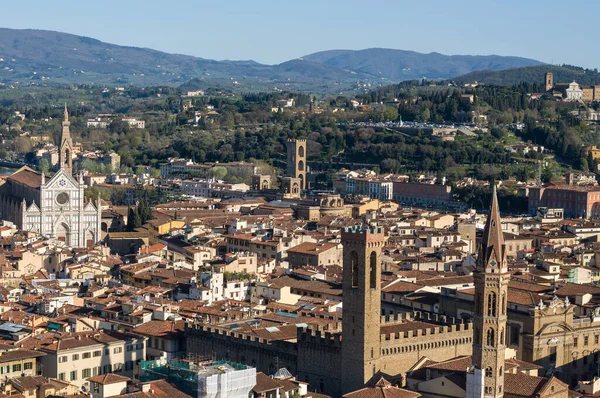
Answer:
0;28;377;91
452;65;600;86
0;28;545;91
302;48;543;81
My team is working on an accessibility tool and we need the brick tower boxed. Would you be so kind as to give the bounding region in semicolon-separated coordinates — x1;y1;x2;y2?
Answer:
340;225;386;395
467;186;509;398
545;72;554;92
286;139;306;190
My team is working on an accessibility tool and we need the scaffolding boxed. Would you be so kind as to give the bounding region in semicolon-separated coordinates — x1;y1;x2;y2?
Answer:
140;358;256;398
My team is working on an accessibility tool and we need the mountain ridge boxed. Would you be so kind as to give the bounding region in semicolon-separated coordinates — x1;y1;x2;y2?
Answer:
0;28;544;91
302;48;543;81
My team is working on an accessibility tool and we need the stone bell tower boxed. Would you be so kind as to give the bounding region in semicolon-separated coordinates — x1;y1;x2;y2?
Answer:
467;186;509;398
341;225;386;395
59;104;74;175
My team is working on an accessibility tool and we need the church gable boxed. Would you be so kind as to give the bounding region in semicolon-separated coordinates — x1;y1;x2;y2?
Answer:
45;169;80;190
26;202;41;213
84;201;98;213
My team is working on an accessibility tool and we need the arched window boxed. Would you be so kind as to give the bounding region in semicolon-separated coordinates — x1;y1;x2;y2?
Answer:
501;293;506;315
488;292;497;317
499;366;503;376
298;160;305;172
370;251;377;289
485;367;492;378
487;328;495;346
298;146;305;157
351;251;359;287
500;328;505;346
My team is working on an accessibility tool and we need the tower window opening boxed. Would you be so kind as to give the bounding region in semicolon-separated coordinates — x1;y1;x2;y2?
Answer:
370;251;377;289
487;292;497;317
351;251;359;287
487;328;495;346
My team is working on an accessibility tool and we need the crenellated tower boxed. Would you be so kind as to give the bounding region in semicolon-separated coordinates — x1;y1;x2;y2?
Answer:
286;139;306;190
468;186;509;398
59;104;74;175
341;225;386;395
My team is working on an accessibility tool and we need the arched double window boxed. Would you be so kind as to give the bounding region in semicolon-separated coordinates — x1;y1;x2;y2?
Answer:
487;292;497;317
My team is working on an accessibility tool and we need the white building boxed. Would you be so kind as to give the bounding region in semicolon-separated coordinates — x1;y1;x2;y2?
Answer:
368;180;393;201
566;81;584;101
121;117;145;129
180;179;249;198
87;118;110;129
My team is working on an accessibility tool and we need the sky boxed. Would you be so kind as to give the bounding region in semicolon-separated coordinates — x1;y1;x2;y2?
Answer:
1;0;598;68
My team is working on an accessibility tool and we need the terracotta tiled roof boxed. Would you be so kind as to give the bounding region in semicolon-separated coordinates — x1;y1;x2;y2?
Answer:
134;320;184;338
555;283;600;297
87;373;130;385
287;242;338;255
342;377;420;398
114;380;192;398
0;348;46;363
503;373;548;397
424;356;472;372
7;168;42;189
253;372;284;393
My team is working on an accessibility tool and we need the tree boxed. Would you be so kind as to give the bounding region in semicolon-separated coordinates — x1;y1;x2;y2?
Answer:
383;106;399;121
208;166;227;181
126;207;141;231
490;126;505;139
150;168;161;178
39;158;50;174
12;137;32;153
541;167;554;183
137;199;153;224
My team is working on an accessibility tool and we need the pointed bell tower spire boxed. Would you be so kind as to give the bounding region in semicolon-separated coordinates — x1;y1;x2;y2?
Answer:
59;104;73;176
468;183;510;398
478;184;506;273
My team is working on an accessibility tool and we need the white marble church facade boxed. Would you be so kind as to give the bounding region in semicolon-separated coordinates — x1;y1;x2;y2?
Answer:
0;106;100;248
